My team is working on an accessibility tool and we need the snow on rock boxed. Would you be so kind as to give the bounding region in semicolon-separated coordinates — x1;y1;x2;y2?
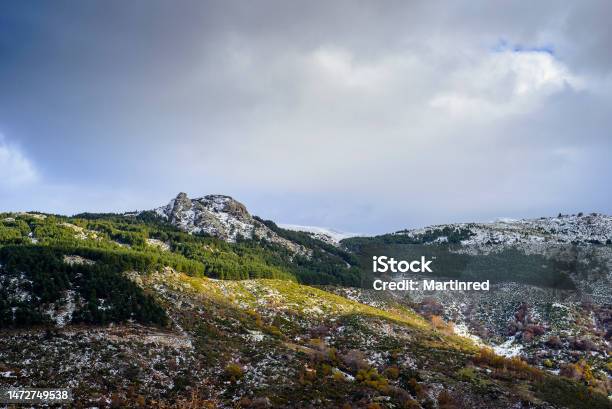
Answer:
153;192;311;256
0;273;33;303
154;193;254;242
146;238;170;251
453;322;485;346
279;224;361;246
493;335;524;358
63;255;95;266
46;290;77;327
397;213;612;253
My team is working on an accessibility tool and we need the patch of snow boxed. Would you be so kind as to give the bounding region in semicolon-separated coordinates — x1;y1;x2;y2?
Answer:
63;255;95;266
493;335;524;358
47;290;76;327
278;224;361;243
453;322;485;346
245;330;265;342
146;238;170;251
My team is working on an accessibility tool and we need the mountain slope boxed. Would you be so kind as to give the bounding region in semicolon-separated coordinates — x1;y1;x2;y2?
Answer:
342;212;612;401
1;208;610;407
2;264;609;408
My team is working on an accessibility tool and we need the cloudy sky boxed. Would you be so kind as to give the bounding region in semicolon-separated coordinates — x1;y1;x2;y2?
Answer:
1;1;611;234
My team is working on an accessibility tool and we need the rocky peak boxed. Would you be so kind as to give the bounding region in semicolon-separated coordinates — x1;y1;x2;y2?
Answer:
168;193;192;224
153;193;311;256
155;193;253;242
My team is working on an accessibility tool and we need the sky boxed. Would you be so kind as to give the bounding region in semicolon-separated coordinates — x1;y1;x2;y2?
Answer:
1;1;611;234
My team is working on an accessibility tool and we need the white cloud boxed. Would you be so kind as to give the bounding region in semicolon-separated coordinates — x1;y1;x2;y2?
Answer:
0;136;38;188
429;50;585;118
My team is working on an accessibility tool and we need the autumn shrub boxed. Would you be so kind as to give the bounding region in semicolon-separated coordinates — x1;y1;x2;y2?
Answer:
472;348;542;380
431;315;454;335
308;339;339;365
437;390;457;409
224;363;244;382
535;376;611;409
546;335;562;348
298;366;317;384
320;363;332;376
401;399;420;409
333;370;347;382
456;366;476;382
340;349;368;372
560;359;594;383
356;368;389;392
385;365;400;379
265;325;282;337
408;377;427;400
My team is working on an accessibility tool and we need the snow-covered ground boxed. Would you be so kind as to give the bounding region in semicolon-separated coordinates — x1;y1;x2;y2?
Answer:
279;224;361;244
397;213;612;250
492;335;524;358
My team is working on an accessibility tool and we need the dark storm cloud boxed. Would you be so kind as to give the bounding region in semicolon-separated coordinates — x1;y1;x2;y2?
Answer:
0;1;610;233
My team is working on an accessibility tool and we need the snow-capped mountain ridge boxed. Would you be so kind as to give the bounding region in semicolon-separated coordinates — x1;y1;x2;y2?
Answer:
279;224;360;245
397;213;612;248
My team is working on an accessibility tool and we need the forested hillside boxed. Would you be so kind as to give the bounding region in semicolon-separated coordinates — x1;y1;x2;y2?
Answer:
0;210;362;328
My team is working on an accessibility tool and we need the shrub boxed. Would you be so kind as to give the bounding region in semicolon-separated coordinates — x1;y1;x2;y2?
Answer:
456;366;476;381
431;315;454;335
472;348;542;380
437;390;457;409
535;376;610;409
560;360;594;383
333;370;346;382
265;325;282;337
546;335;562;349
308;339;339;365
408;377;426;399
224;363;244;382
356;368;389;392
340;349;368;372
571;337;596;351
385;365;400;379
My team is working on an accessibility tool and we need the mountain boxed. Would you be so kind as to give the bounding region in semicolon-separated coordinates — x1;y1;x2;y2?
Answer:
395;213;612;248
153;193;308;255
341;212;612;402
0;205;610;408
278;224;360;246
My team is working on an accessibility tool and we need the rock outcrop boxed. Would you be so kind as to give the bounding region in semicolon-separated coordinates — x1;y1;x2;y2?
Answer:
154;193;310;256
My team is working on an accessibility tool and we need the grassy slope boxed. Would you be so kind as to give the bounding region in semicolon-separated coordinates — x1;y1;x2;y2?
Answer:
134;270;609;408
